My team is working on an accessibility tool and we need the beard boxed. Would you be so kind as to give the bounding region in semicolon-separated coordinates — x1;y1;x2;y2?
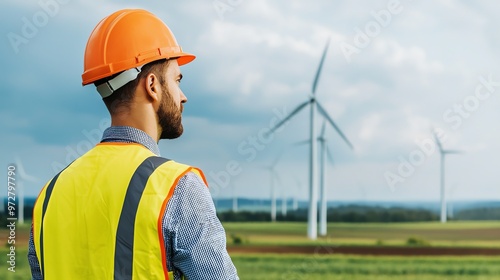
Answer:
158;84;183;140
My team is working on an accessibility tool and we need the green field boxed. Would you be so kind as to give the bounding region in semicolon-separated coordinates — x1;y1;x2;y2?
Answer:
223;221;500;247
2;248;30;280
2;221;499;279
232;254;500;280
2;249;499;280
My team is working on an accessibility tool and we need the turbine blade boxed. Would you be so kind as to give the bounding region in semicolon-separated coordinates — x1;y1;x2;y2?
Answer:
267;100;310;135
294;176;301;190
273;171;283;187
312;38;331;96
293;139;310;146
432;129;443;152
15;157;39;182
23;174;38;183
320;120;326;139
272;150;285;167
316;101;354;150
15;156;25;175
326;145;335;165
443;149;463;155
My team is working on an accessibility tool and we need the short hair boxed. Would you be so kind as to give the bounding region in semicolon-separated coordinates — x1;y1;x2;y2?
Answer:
95;59;170;114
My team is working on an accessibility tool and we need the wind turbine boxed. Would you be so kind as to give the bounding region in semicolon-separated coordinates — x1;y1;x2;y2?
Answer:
232;183;238;213
268;39;353;239
433;131;462;223
264;154;283;222
16;157;39;225
357;183;367;202
293;176;302;211
281;189;287;216
0;181;4;213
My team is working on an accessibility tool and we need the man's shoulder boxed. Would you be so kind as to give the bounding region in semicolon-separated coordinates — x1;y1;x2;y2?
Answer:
151;159;207;189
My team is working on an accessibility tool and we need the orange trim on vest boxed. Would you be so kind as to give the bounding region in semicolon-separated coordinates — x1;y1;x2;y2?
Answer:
192;167;209;187
156;167;209;280
158;167;191;280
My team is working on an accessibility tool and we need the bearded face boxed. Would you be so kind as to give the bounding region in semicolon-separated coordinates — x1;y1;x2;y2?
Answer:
157;82;183;140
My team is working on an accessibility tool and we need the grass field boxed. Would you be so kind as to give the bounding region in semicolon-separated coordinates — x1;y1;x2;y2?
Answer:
1;248;30;280
2;221;499;279
231;254;500;280
2;249;499;280
223;221;500;247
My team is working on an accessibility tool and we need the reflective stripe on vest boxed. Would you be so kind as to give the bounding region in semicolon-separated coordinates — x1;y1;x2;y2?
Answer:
114;156;169;279
32;143;207;280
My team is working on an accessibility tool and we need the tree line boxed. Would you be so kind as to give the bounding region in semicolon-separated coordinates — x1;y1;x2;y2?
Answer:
1;205;499;227
217;205;500;222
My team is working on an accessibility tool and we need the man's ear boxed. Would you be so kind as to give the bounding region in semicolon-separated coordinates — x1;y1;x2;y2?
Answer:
144;73;161;102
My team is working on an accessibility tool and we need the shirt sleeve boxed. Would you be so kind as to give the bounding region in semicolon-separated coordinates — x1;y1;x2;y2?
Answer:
163;172;239;280
28;223;43;280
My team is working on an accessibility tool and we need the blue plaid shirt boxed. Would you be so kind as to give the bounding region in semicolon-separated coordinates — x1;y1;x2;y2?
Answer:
28;126;239;280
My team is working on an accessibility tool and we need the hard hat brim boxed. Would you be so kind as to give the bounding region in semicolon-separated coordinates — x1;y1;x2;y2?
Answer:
176;53;196;66
82;54;195;86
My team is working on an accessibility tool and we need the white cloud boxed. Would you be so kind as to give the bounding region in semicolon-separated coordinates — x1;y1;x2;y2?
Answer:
374;40;444;75
358;113;382;142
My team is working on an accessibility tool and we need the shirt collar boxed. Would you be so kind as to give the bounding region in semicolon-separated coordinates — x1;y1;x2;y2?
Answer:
100;126;161;156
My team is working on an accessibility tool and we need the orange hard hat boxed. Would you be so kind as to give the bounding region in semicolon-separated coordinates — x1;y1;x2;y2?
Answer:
81;9;195;96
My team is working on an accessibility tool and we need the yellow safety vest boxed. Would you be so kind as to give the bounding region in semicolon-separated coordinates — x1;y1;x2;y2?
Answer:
32;143;207;279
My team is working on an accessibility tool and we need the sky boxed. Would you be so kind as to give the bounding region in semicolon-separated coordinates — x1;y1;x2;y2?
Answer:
2;0;500;204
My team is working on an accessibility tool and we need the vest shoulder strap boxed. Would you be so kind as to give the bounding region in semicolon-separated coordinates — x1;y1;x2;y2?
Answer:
114;156;169;279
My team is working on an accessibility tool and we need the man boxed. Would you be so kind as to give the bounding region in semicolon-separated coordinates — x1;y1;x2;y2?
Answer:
28;9;239;280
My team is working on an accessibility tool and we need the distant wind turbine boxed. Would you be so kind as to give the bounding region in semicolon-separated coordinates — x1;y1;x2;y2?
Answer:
281;189;287;216
16;157;39;225
0;183;3;213
433;131;462;223
268;38;353;239
293;176;302;211
232;184;238;213
357;183;367;202
264;154;283;222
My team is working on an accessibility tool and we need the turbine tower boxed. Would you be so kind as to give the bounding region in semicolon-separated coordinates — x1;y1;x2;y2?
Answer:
318;121;345;236
264;154;283;222
293;176;302;211
268;39;353;239
232;184;238;213
16;157;38;225
281;189;287;216
433;131;462;223
357;183;367;202
0;183;4;214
